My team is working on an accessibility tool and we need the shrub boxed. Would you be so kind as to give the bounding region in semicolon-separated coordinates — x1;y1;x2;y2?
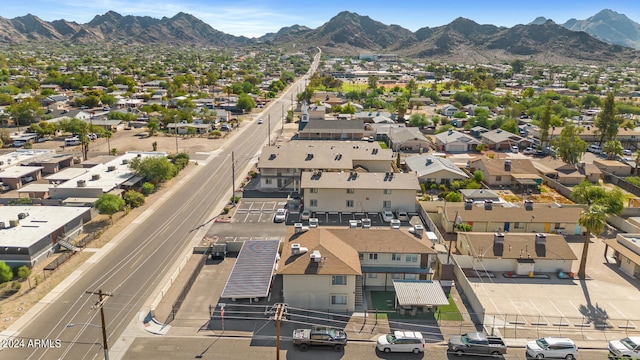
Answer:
0;261;12;283
123;190;145;208
15;265;31;280
141;182;155;196
10;281;21;291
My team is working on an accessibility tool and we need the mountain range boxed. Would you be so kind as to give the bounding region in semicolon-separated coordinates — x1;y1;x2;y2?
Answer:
0;9;639;64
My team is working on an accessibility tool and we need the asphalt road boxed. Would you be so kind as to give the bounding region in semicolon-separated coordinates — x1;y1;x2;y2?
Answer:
122;337;610;360
0;50;320;360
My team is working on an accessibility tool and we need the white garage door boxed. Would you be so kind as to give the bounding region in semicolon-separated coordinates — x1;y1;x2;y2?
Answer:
446;143;467;153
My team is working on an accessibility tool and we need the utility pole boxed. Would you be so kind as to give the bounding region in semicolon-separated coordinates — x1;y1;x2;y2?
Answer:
281;102;284;132
86;289;112;360
275;303;285;360
231;151;236;206
268;114;271;145
448;210;460;264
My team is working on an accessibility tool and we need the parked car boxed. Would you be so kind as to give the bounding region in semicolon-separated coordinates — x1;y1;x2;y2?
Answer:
274;208;287;223
390;219;401;229
623;149;633;156
395;210;409;222
523;147;535;155
381;210;395;223
293;326;347;352
376;330;425;353
587;144;603;154
608;336;640;359
221;123;232;131
300;209;311;221
526;337;578;360
88;133;98;140
258;118;264;124
308;218;318;228
511;145;519;153
534;150;546;157
368;135;375;142
361;218;371;228
447;332;507;357
21;176;34;183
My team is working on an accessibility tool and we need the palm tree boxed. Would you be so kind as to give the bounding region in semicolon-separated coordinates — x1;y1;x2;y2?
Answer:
104;131;113;156
577;205;606;279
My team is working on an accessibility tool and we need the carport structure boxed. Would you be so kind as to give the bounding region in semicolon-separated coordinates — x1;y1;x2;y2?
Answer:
221;240;280;301
392;279;449;316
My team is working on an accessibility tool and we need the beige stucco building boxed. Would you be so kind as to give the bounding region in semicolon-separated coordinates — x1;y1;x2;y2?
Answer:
300;171;420;213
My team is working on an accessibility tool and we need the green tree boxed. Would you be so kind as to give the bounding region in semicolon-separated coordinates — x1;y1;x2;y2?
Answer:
553;124;587;164
510;59;524;74
236;93;256;113
95;194;125;225
577;205;606;279
595;92;621;144
129;156;177;184
15;265;31;280
570;181;624;215
539;100;552;148
0;261;12;283
147;120;159;137
408;113;430;128
141;182;155;196
603;140;623;160
394;96;408;119
500;119;518;134
453;91;474;106
123;190;145;208
367;75;378;89
473;170;484;183
521;88;535;98
6;98;42;127
445;192;462;202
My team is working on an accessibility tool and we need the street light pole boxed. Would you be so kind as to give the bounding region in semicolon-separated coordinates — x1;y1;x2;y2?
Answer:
231;151;236;206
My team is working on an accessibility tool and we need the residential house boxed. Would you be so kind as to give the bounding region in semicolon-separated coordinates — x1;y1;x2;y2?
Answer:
278;227;437;311
604;233;640;278
532;157;601;185
481;129;523;151
433;130;481;153
470;126;489;139
166;122;212;135
441;104;459;117
469;158;541;193
438;201;585;234
459;189;500;202
405;154;468;184
301;171;419;213
455;232;577;274
298;119;367;140
386;127;432;152
257;141;393;192
593;159;633;177
530;125;640;149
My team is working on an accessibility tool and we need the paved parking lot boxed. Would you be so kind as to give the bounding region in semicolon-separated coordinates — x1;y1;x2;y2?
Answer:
233;199;287;223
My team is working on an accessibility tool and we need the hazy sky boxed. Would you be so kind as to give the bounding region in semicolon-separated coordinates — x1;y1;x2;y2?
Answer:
2;0;640;38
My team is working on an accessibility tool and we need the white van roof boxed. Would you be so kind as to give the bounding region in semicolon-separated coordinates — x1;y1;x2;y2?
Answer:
394;331;423;339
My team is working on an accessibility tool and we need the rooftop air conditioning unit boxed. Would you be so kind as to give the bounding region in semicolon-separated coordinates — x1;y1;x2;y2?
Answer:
91;174;101;180
0;222;5;229
310;250;322;262
464;199;473;210
107;166;116;172
9;219;19;227
122;159;129;165
484;200;493;210
294;223;309;234
524;199;534;210
291;244;308;255
535;233;546;246
493;232;505;245
77;179;86;187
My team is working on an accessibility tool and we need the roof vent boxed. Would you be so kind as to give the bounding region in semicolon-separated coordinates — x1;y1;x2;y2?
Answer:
310;250;322;262
122;159;129;165
524;199;534;210
464;199;473;210
107;165;116;172
91;174;101;180
9;219;19;228
535;233;546;246
484;200;493;210
17;212;28;219
294;223;309;234
77;179;86;188
305;153;314;161
426;158;433;166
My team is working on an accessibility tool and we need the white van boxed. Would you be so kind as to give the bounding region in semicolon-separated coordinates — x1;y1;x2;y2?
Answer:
377;330;425;353
587;144;602;154
65;137;81;146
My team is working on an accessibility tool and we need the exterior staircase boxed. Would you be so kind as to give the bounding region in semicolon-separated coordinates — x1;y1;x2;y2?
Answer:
58;239;80;252
355;275;363;306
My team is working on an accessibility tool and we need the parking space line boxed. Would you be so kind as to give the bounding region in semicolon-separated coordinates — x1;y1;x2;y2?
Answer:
527;299;550;325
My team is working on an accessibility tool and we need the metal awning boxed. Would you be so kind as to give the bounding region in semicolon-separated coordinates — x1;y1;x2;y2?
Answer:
122;175;144;187
361;266;433;274
392;280;449;307
221;240;280;300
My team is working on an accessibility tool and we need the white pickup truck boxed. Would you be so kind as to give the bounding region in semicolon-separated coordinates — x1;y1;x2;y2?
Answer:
609;337;640;359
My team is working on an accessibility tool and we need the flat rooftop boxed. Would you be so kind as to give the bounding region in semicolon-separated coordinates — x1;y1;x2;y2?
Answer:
54;152;167;192
0;206;91;247
0;165;43;179
0;149;55;171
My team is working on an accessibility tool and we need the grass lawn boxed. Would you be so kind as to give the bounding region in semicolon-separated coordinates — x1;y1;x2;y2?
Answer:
378;141;388;149
435;295;463;321
341;83;368;92
370;291;396;311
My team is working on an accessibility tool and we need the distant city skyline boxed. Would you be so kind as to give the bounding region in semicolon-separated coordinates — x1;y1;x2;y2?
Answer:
2;0;640;38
